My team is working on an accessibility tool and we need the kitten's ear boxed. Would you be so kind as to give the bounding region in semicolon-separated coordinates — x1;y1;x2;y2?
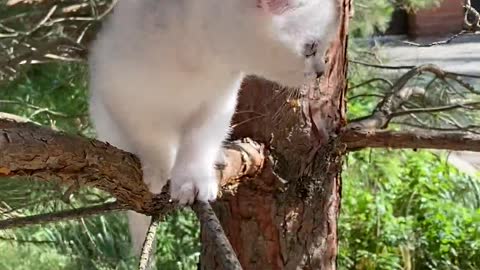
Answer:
258;0;292;15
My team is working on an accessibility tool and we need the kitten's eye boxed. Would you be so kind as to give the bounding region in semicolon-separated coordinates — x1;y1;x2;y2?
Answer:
304;42;318;58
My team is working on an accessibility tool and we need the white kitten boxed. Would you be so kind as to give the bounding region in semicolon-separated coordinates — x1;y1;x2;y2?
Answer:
89;0;338;253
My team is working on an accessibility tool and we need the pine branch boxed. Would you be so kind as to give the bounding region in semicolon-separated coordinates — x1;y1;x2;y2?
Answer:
349;61;480;79
343;63;480;152
342;129;480;151
348;64;480;131
0;235;57;245
0;117;262;268
138;213;162;270
192;201;243;270
0;201;122;230
0;117;265;220
402;30;473;47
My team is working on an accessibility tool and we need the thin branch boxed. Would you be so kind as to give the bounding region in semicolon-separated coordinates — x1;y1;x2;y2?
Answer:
192;201;243;270
349;61;480;79
391;101;480;117
392;121;480;134
443;70;480;79
0;99;87;118
342;129;480;151
0;112;37;124
348;78;393;91
402;30;470;47
347;93;385;101
464;0;480;29
349;60;415;70
0;235;57;245
138;213;162;270
348;64;480;131
0;0;117;82
0;202;122;230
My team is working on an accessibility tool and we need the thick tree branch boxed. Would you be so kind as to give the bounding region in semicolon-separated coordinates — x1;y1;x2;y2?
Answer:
0;118;256;268
0;119;265;215
342;129;480;151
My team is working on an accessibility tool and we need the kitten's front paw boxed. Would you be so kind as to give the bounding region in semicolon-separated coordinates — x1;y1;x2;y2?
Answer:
170;181;197;205
170;171;219;205
142;163;168;194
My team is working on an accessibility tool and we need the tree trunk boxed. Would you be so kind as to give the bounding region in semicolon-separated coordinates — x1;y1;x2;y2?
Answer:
200;0;351;269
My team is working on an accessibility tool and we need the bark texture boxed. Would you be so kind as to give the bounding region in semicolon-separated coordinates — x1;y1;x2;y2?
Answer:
199;0;351;269
0;119;266;215
342;129;480;151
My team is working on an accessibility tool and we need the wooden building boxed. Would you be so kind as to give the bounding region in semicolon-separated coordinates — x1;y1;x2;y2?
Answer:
387;0;476;37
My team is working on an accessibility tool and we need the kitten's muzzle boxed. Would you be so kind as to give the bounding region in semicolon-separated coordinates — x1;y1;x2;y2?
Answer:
303;41;325;78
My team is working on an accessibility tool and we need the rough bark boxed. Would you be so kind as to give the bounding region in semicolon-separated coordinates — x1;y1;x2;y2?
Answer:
0;119;265;215
342;129;480;151
199;0;350;269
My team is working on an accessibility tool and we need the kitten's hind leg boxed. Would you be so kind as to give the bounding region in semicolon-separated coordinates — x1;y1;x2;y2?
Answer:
89;94;134;152
135;138;178;195
89;95;151;254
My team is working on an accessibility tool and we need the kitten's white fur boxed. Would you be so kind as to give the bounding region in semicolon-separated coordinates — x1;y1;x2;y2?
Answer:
89;0;338;253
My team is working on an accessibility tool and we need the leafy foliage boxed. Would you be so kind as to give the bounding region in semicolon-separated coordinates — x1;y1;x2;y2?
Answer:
0;63;91;135
339;149;480;270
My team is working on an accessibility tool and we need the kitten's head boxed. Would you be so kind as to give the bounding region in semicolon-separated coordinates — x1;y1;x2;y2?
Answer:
251;0;338;87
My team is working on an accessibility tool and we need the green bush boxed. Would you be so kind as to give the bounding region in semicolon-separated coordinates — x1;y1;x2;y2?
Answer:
339;149;480;270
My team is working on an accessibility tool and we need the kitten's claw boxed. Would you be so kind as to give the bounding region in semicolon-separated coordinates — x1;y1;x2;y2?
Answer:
170;175;219;205
196;179;219;203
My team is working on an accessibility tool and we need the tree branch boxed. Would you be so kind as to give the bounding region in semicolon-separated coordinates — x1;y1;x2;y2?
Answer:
0;119;265;216
348;64;480;132
0;201;122;230
192;201;242;270
342;129;480;151
0;118;251;269
343;63;480;152
390;101;480;118
402;30;471;47
349;60;415;70
138;213;161;270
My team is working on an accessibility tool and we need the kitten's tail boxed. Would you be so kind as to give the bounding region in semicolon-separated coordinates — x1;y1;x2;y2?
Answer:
127;210;155;255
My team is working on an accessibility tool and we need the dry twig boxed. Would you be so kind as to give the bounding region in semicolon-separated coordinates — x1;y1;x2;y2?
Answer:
138;213;162;270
